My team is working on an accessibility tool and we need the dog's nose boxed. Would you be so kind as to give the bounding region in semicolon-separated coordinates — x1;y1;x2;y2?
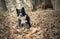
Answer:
19;13;22;15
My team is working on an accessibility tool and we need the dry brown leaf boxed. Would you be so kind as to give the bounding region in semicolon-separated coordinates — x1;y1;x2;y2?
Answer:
26;28;37;37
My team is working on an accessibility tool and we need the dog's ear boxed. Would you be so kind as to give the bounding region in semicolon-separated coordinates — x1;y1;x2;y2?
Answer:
16;9;19;16
21;7;26;15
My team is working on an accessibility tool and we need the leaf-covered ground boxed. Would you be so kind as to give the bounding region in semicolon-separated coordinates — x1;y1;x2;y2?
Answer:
0;9;60;39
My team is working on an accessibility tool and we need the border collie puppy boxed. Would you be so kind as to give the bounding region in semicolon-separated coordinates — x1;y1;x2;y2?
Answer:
16;7;31;28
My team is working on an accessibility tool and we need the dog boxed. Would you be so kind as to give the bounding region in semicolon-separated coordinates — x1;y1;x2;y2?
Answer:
16;7;31;28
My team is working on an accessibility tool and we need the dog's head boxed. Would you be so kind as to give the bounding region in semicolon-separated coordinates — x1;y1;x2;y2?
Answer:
16;7;26;16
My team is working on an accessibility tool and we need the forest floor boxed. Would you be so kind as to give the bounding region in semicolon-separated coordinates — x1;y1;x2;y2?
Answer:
0;8;60;39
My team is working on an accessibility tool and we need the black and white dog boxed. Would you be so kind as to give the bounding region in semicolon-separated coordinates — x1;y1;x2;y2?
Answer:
16;7;31;28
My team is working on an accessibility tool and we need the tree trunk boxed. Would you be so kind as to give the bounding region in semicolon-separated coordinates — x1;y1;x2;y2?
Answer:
55;0;60;10
5;0;16;13
0;0;7;13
